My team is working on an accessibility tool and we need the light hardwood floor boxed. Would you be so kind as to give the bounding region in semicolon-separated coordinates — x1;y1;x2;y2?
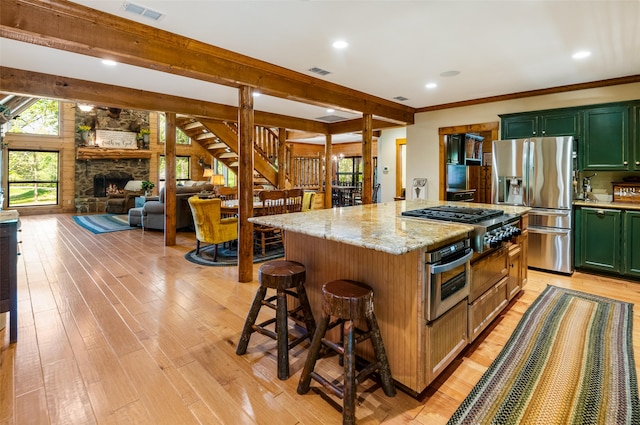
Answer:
1;214;639;424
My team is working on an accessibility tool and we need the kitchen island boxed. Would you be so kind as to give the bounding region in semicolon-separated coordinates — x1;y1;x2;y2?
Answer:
249;200;530;395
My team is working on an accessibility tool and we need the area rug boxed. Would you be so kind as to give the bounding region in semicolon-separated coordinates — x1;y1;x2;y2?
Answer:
72;214;134;234
184;243;284;266
448;285;639;425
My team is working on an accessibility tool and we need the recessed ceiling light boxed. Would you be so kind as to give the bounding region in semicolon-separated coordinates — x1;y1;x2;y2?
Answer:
253;92;261;97
332;40;348;49
326;108;335;113
440;70;460;77
425;83;438;89
77;104;94;112
572;50;591;60
102;59;117;66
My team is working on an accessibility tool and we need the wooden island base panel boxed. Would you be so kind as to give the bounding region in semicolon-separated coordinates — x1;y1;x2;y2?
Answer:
250;200;531;396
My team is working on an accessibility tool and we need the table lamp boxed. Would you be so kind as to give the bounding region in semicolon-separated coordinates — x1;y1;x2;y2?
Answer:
211;174;225;196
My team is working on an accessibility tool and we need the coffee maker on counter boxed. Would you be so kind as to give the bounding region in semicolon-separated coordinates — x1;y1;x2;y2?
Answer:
581;173;596;201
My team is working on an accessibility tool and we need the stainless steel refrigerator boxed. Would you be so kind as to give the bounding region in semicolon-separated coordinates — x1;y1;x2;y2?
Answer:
491;136;574;274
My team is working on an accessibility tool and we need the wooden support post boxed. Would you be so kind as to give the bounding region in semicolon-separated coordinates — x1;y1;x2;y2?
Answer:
238;86;254;283
324;134;332;209
278;127;286;189
362;114;373;204
164;112;177;246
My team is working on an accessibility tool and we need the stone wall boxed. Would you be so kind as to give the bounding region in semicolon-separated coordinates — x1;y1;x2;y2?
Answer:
75;159;150;197
74;107;152;201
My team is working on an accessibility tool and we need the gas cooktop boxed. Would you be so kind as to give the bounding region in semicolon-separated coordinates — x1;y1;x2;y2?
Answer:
401;205;504;224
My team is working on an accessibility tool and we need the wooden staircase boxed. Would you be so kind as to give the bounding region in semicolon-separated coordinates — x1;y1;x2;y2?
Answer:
176;116;287;187
176;115;323;191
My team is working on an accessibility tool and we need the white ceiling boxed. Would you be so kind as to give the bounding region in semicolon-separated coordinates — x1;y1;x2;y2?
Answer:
1;0;639;134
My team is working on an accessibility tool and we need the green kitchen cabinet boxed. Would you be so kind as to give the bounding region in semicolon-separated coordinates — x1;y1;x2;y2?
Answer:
501;109;580;139
634;104;640;171
582;105;629;170
578;207;621;274
624;211;640;278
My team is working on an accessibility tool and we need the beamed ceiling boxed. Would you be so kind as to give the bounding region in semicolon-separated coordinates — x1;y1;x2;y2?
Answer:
1;0;640;143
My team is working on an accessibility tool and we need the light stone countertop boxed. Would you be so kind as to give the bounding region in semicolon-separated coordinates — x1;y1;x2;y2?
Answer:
0;210;19;223
573;200;640;211
249;200;530;255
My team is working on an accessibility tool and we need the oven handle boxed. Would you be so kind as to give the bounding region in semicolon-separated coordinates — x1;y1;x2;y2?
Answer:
429;249;473;274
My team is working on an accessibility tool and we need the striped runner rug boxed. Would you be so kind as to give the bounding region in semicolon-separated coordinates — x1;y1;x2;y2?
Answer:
448;285;640;425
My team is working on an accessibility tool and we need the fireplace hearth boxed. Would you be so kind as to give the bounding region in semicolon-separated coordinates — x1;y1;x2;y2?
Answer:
93;171;133;197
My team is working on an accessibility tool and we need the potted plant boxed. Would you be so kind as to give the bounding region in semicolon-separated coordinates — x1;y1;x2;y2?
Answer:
141;180;155;196
139;128;151;148
77;125;91;143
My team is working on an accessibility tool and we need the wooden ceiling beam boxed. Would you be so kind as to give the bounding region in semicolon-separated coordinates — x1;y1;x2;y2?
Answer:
0;67;327;133
0;0;415;125
328;118;402;135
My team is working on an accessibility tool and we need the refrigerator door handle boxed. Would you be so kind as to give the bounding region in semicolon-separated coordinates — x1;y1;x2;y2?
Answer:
529;210;571;217
528;227;571;235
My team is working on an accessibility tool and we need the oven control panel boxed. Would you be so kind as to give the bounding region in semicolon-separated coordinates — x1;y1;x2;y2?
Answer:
482;224;522;250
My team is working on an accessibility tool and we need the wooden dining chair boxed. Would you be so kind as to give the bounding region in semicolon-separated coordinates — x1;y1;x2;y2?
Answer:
286;188;304;213
254;190;287;256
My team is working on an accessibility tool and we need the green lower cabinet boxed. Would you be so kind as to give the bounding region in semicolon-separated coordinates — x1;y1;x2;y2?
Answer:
624;211;640;277
580;208;621;273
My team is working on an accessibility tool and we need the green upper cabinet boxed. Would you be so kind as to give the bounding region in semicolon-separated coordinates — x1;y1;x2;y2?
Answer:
502;114;538;139
634;104;640;171
624;211;640;278
582;105;629;170
501;110;580;139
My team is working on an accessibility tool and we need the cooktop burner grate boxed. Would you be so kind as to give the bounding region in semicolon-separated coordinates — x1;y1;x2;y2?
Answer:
401;205;504;224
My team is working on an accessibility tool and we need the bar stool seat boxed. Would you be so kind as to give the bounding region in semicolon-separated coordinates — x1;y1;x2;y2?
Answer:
236;260;316;380
297;279;396;425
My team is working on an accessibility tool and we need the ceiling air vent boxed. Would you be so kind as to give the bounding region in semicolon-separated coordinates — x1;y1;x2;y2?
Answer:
121;1;165;21
394;96;409;101
308;67;331;76
316;115;348;123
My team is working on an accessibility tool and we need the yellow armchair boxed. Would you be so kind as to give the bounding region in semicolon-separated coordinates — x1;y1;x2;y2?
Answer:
187;196;238;261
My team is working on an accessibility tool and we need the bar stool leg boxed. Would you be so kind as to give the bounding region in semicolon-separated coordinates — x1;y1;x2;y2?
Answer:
296;283;316;337
276;288;289;380
366;314;396;397
343;320;356;425
236;286;267;355
297;315;330;394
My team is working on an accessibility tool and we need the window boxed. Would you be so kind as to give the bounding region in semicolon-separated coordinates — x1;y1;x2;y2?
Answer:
6;99;59;136
158;113;190;144
7;150;60;207
213;159;236;187
158;155;191;189
335;156;363;186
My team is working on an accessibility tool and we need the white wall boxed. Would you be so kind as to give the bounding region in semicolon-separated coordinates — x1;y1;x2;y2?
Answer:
377;127;406;202
393;82;640;200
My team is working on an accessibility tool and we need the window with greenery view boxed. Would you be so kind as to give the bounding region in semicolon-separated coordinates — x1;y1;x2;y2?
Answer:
158;156;191;189
335;156;363;186
158;113;190;144
6;99;59;136
7;150;59;207
213;159;236;187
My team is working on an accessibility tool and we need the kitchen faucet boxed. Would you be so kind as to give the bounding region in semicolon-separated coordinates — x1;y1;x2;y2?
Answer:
582;173;597;201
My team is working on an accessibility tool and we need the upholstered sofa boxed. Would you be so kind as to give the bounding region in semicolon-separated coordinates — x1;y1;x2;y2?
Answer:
141;183;214;230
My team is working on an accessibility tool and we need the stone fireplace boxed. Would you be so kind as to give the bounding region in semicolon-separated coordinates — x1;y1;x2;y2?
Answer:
75;159;149;212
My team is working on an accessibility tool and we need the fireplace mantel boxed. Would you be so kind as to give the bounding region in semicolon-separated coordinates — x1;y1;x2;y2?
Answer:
76;147;152;160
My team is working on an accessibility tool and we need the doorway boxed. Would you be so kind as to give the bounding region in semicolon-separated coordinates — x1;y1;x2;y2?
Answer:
438;122;499;203
395;138;406;199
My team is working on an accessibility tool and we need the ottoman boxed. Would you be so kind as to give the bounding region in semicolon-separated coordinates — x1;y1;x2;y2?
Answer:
128;207;144;227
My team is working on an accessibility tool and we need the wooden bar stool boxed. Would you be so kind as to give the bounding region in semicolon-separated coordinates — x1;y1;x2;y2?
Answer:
236;260;316;380
297;279;396;425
